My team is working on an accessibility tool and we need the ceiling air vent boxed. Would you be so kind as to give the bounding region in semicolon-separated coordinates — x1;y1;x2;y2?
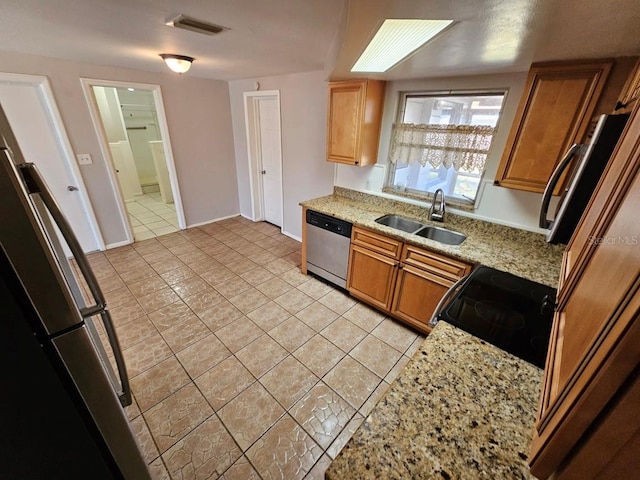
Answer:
165;14;227;35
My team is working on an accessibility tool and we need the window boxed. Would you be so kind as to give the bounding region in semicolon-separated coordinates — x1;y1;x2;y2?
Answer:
387;92;506;203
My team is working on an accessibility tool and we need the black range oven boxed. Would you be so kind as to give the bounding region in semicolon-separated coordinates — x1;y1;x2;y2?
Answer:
430;266;556;369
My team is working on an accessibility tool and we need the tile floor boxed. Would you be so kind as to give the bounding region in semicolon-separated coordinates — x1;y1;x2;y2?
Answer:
86;217;425;480
126;192;179;241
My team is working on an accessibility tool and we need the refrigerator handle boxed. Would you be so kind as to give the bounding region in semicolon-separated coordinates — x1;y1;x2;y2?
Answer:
17;163;132;406
539;144;583;229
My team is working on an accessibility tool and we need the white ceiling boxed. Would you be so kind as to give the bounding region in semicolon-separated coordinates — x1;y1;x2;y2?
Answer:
0;0;346;80
1;0;639;82
333;0;640;80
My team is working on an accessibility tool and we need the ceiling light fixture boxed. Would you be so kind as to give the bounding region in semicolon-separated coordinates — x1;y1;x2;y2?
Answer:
159;54;195;74
351;19;454;73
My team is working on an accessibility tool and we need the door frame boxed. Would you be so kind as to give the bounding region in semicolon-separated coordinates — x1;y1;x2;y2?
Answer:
80;78;186;244
0;72;106;251
243;90;284;230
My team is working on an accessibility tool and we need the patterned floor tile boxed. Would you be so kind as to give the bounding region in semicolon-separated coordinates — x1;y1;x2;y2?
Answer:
131;356;191;411
268;316;315;352
162;415;241;480
371;318;419;353
228;287;270;314
147;300;195;332
295;302;339;332
256;277;294;299
323;356;381;410
342;302;386;332
292;334;346;379
320;317;367;353
123;333;173;377
273;289;314;315
246;414;323;480
219;455;261;480
317;290;357;315
196;299;244;331
246;301;290;331
129;415;160;464
195;356;255;410
175;334;231;379
214;316;264;353
218;382;285;451
349;334;403;378
326;413;365;459
235;334;289;378
260;356;319;410
290;382;356;449
143;383;213;453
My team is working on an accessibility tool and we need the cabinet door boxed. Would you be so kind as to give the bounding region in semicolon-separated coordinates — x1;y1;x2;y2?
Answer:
390;265;453;334
327;81;364;165
495;60;612;193
347;244;398;311
326;80;385;166
529;104;640;479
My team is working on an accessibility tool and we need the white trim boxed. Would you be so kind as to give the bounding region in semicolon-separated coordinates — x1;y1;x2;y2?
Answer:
242;90;284;233
0;72;106;251
105;239;131;250
187;213;242;228
80;78;187;245
281;231;302;243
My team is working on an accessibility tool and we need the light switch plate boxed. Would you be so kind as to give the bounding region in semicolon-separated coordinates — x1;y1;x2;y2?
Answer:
76;153;92;165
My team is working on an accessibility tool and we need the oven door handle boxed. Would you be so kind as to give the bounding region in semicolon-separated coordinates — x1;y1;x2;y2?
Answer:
428;273;471;328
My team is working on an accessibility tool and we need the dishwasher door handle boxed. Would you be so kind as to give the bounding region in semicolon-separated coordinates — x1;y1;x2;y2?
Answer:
428;273;471;327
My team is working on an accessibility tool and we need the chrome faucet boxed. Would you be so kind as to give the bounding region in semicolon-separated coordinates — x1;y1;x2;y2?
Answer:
429;188;446;222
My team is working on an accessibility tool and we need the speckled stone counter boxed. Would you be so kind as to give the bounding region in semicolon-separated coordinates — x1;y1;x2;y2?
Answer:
300;188;564;287
325;322;543;480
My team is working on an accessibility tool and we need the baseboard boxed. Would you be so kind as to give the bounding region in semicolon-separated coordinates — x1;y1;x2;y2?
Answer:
105;239;132;249
282;231;302;243
187;213;242;229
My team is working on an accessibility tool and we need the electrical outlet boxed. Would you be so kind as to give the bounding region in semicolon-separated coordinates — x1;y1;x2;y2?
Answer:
76;154;92;165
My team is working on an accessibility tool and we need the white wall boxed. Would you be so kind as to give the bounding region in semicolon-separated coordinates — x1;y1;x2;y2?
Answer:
335;72;558;232
228;70;335;240
0;49;239;247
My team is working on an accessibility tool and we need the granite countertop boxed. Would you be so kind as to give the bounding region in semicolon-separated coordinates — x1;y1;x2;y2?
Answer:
300;188;564;288
325;322;543;480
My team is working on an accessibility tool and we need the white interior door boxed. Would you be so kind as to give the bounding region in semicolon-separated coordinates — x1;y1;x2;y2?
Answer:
0;82;100;252
256;96;283;226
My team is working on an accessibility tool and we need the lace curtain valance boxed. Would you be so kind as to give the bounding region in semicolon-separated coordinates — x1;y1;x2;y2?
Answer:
389;123;496;172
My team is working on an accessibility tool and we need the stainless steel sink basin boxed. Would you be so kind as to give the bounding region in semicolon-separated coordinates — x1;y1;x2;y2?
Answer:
414;226;467;245
375;214;424;233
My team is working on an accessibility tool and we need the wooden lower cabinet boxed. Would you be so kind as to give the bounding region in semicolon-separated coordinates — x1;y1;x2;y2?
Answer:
390;265;453;332
346;226;471;334
347;244;399;311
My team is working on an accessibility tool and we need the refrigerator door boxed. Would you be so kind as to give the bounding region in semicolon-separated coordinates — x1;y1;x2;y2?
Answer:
53;326;151;479
541;113;630;244
0;244;150;480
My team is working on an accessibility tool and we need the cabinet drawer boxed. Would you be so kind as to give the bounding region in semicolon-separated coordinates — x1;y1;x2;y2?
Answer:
402;244;471;280
352;227;402;260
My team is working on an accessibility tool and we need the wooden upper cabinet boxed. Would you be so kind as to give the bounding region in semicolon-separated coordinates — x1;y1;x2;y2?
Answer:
529;103;640;480
495;60;613;193
617;58;640;112
326;80;385;166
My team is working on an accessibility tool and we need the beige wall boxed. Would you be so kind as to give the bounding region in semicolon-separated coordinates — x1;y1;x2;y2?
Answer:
335;72;559;232
0;50;239;247
228;70;335;240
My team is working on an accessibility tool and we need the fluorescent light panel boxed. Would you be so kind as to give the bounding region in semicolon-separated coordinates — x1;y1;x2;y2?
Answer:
351;19;454;73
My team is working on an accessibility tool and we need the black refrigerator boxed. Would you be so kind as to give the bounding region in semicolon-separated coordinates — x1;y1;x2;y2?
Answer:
0;104;150;479
539;113;630;244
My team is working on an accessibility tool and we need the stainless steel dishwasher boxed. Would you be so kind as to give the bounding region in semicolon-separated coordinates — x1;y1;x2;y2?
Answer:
305;210;352;288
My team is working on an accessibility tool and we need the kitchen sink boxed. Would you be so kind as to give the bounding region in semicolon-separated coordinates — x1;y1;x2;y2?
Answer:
375;214;424;233
414;226;467;245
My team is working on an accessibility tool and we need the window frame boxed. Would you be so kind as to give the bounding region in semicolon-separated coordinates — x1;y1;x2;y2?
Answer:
387;88;508;207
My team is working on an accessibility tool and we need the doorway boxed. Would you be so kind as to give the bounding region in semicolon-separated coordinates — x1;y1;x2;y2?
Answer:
0;73;104;253
243;91;283;228
81;79;185;243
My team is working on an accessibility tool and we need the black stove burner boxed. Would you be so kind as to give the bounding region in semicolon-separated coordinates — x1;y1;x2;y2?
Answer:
438;266;556;369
